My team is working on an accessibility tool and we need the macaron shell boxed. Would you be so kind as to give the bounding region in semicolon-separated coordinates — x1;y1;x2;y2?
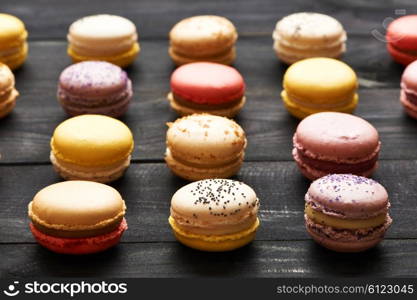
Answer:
171;62;245;104
274;13;346;48
169;47;236;66
50;152;130;183
294;112;380;160
166;114;246;165
30;218;127;255
386;15;417;51
170;179;259;235
169;216;259;252
281;90;358;119
0;13;27;43
283;58;357;103
59;61;129;98
68;42;140;68
51;115;134;166
169;15;237;56
165;148;244;181
387;43;417;66
306;174;389;219
29;181;125;230
305;222;385;253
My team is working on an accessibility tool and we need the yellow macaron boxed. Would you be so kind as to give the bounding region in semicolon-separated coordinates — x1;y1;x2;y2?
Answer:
0;63;19;118
50;114;134;183
281;57;358;119
169;179;260;251
67;14;140;68
0;13;28;70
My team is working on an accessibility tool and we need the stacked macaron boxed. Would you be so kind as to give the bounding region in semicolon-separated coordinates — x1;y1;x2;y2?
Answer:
169;179;260;251
305;174;392;252
293;112;380;180
165;114;246;181
28;181;127;254
386;15;417;66
50;114;134;183
168;62;246;117
67;14;140;67
273;12;346;64
169;15;238;65
0;13;28;70
281;57;359;119
400;60;417;119
58;61;133;117
0;63;19;118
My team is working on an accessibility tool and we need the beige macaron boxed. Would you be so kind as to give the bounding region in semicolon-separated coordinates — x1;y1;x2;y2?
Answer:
169;179;260;251
165;114;246;181
169;15;238;66
67;14;140;67
0;63;19;118
272;12;346;64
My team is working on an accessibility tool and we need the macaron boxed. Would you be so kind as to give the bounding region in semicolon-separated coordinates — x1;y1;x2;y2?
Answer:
272;12;346;64
67;14;140;67
165;114;246;181
0;63;19;118
50;114;134;183
169;179;260;251
400;60;417;119
0;13;28;70
305;174;392;252
169;15;238;66
386;15;417;66
167;62;246;117
293;112;380;180
58;61;133;117
281;57;358;119
28;181;127;254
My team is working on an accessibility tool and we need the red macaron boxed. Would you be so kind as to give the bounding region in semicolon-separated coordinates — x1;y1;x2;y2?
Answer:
167;62;246;117
386;15;417;65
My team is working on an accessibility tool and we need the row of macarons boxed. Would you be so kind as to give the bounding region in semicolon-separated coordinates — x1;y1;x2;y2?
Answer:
2;11;417;69
27;111;392;254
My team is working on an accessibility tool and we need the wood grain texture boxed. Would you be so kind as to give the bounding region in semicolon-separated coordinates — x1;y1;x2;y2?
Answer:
0;161;415;244
3;0;417;39
1;240;417;278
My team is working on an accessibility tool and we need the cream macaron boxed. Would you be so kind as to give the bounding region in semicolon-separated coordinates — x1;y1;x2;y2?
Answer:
50;114;134;183
169;15;238;66
273;12;346;64
67;14;140;67
165;114;247;181
169;179;260;251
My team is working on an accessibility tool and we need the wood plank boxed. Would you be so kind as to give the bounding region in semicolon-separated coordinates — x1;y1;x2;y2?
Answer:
3;0;417;39
0;161;415;243
1;240;416;277
0;38;414;163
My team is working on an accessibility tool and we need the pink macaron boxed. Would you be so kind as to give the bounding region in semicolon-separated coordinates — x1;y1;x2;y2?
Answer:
293;112;380;180
305;174;392;252
57;61;133;117
400;60;417;118
167;62;246;117
386;15;417;65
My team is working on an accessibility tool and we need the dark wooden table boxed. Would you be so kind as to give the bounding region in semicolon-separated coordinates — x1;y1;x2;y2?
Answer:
1;0;417;278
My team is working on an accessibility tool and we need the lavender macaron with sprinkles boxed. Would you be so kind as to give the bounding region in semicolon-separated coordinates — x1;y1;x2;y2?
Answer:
57;61;133;117
304;174;392;252
168;179;260;252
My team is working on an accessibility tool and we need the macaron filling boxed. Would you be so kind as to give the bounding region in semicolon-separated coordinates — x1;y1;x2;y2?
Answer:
305;204;386;230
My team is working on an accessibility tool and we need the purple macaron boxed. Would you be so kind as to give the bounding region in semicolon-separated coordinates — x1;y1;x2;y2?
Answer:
57;61;133;117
